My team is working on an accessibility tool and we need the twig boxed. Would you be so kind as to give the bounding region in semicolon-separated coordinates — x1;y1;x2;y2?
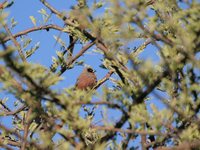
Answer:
39;0;109;54
131;38;152;57
121;123;134;149
141;123;146;150
146;0;156;6
66;35;77;59
94;70;114;89
75;101;115;106
91;125;163;136
154;92;200;125
3;105;26;116
3;24;65;43
133;69;169;104
21;108;32;150
99;110;129;143
0;100;23;120
2;24;26;62
155;139;200;150
0;136;20;148
57;40;96;76
132;16;173;47
58;133;78;148
0;124;44;150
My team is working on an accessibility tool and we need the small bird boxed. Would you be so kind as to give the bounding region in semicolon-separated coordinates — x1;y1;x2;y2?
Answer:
75;67;97;90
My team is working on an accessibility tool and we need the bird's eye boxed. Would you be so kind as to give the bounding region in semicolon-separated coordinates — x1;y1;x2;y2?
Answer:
87;68;94;72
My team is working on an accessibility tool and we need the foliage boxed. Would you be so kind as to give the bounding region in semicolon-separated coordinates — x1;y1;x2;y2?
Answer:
0;0;200;150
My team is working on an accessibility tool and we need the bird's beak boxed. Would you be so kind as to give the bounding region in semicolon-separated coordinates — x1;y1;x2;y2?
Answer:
93;70;96;73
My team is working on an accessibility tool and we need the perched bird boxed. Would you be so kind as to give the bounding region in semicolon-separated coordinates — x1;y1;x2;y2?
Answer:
75;67;97;90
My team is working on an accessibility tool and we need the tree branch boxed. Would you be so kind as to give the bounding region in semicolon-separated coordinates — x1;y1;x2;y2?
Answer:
0;124;44;150
3;24;65;43
0;136;21;148
21;108;32;150
2;23;26;62
91;125;163;136
2;105;26;116
156;139;200;150
57;40;96;76
94;70;114;89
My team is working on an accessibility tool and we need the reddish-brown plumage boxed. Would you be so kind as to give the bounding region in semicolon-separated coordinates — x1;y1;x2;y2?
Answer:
75;67;97;90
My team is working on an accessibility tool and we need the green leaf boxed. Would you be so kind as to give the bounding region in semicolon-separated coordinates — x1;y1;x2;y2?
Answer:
25;42;40;58
29;16;37;26
22;38;32;49
38;9;48;17
38;8;50;22
53;35;66;48
10;17;17;28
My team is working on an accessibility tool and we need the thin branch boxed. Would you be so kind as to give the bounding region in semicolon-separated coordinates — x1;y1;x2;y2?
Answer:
94;70;114;89
131;38;152;57
76;100;129;122
40;0;66;21
21;108;32;150
95;40;108;54
133;69;169;104
141;123;147;150
0;124;44;150
132;16;173;47
99;111;129;143
66;35;77;59
91;125;163;136
39;0;91;34
2;24;26;62
2;105;26;116
75;101;116;106
145;133;169;149
121;123;134;149
154;92;200;125
156;139;200;150
0;100;23;120
51;33;77;73
0;65;24;93
58;133;78;148
57;40;96;76
3;24;65;43
76;99;131;145
0;136;21;148
146;0;156;6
